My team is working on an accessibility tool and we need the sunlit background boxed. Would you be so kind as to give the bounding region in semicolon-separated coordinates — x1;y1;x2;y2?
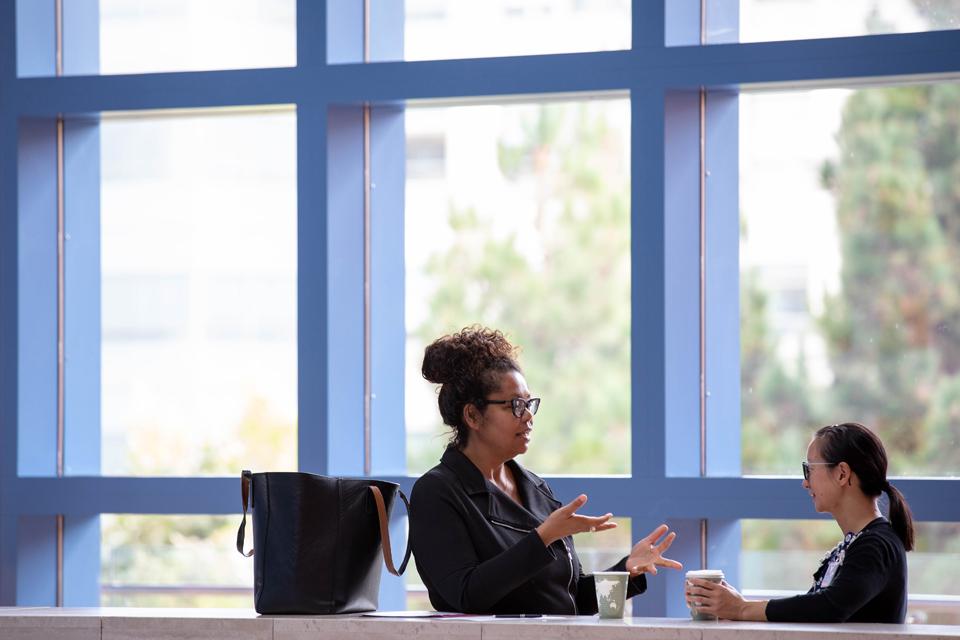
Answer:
47;0;960;620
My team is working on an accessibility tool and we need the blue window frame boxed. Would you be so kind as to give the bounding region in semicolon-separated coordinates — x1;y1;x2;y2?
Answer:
1;0;959;614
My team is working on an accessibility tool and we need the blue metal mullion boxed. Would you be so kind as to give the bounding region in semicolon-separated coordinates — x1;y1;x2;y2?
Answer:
10;32;960;115
663;89;702;478
0;0;18;603
13;68;304;116
297;100;331;475
632;0;665;49
631;86;667;481
297;0;327;71
627;83;674;614
325;105;366;477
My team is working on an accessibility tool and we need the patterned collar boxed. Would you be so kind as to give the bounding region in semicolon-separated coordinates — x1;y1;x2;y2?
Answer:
812;517;885;592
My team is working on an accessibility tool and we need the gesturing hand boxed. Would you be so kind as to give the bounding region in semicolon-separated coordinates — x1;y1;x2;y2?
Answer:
536;494;617;546
626;524;683;576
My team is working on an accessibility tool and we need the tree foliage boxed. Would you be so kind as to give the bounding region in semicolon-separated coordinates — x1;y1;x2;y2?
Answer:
411;103;631;474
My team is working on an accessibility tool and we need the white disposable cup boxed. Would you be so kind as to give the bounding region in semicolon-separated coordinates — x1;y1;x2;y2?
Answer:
685;569;724;621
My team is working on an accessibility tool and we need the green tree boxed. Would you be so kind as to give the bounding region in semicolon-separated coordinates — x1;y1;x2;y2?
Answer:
412;103;631;474
819;82;960;475
740;264;819;472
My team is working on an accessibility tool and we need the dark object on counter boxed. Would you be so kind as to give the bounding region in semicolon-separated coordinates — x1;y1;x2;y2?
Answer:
237;470;410;614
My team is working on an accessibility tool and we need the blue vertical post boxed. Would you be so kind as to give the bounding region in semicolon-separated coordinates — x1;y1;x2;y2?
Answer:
0;0;20;604
629;1;671;618
703;0;742;588
369;104;406;478
63;117;102;477
13;0;54;77
325;105;366;477
629;84;669;614
15;517;56;605
368;0;407;611
663;90;702;478
630;94;668;480
62;0;99;75
297;0;330;476
62;0;102;606
704;90;741;478
62;515;99;606
370;104;407;610
16;118;58;479
325;0;363;65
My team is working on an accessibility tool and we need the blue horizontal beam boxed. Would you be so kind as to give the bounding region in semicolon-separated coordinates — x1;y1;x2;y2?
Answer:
13;67;303;115
6;476;959;522
9;30;960;115
660;30;960;88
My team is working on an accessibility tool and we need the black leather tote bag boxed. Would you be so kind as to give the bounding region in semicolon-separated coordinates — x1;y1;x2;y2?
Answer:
236;470;411;614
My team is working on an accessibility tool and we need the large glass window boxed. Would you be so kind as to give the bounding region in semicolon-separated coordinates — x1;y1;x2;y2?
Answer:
404;98;631;475
365;0;630;62
734;0;959;44
101;515;251;607
95;108;297;476
740;83;960;477
99;0;296;74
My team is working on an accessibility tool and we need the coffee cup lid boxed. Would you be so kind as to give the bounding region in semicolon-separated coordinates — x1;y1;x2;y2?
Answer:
685;569;724;579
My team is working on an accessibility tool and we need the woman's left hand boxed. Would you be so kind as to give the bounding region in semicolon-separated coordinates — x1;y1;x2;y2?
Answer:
685;578;745;620
626;524;683;576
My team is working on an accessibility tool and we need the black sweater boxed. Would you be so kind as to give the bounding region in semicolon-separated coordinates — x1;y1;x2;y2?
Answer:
765;518;908;623
409;447;646;614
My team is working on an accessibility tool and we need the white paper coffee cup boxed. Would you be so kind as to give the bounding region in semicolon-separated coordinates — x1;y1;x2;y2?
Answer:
685;569;724;620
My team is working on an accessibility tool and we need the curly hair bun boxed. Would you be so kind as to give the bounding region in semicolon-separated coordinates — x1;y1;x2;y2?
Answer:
422;326;518;385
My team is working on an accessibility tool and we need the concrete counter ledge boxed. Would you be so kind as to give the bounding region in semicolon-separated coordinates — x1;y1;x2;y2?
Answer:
2;608;959;640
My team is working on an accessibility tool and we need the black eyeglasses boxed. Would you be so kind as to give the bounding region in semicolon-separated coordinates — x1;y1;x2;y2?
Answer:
802;460;835;480
483;397;541;418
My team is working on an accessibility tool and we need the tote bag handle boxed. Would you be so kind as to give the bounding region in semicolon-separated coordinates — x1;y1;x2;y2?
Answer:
236;470;255;557
370;485;412;576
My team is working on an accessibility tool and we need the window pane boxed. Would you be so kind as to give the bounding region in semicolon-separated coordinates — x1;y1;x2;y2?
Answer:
741;520;960;624
405;98;631;475
101;515;252;607
734;0;959;44
97;0;295;75
356;0;630;63
739;83;960;477
91;108;297;476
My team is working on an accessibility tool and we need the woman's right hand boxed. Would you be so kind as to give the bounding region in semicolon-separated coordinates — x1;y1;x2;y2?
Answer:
536;494;617;546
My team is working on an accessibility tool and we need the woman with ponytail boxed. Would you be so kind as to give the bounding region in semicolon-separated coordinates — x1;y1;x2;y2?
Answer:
686;422;914;623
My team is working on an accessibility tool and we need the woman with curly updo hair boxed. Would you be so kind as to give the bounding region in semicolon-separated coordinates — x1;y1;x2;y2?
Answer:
410;326;681;615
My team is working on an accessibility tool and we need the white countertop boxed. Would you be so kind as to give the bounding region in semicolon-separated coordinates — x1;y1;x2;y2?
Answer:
1;607;958;640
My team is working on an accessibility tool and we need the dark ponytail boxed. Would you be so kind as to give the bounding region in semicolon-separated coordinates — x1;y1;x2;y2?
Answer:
815;423;915;551
883;481;915;552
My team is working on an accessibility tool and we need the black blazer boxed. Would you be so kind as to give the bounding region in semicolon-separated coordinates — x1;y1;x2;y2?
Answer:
409;447;646;614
